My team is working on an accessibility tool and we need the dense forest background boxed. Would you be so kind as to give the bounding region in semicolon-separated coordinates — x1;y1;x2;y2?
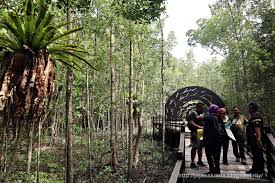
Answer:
0;0;274;182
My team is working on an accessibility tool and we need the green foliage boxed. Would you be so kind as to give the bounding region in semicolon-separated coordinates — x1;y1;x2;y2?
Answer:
10;171;29;182
56;0;92;12
113;0;166;23
37;172;63;183
0;0;93;70
93;139;109;155
186;0;275;116
139;138;158;155
186;8;232;56
10;171;62;183
95;165;127;183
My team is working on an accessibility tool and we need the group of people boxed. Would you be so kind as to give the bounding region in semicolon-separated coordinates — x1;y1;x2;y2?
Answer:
187;102;265;175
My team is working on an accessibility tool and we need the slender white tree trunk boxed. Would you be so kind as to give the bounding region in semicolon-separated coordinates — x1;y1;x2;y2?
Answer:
128;40;133;179
159;19;165;163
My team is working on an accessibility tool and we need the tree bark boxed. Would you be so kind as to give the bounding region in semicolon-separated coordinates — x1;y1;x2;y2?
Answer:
120;46;127;162
65;60;74;183
90;70;96;138
65;0;74;182
1;125;7;175
127;40;133;179
133;38;146;167
86;67;93;183
36;119;42;183
110;25;118;168
159;19;165;163
26;121;34;174
133;113;142;168
0;111;8;173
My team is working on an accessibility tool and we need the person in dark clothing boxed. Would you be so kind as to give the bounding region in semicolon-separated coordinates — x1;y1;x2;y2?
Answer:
230;106;248;165
187;103;207;168
203;104;222;174
246;102;265;174
218;108;229;165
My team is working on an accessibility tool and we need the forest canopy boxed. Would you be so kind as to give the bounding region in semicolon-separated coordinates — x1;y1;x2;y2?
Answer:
0;0;274;182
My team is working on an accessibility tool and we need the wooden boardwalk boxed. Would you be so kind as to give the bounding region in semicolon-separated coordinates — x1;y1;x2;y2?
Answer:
180;131;273;182
184;137;253;175
183;126;256;176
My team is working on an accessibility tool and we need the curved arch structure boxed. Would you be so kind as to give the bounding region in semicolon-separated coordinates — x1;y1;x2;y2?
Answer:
165;86;225;121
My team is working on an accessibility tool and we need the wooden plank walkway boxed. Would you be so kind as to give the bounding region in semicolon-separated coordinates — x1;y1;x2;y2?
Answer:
184;137;253;175
183;126;255;175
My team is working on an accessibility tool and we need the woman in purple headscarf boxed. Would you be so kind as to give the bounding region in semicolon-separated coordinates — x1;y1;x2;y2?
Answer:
203;104;222;174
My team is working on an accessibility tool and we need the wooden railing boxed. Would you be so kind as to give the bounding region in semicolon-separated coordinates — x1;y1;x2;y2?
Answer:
264;127;275;183
152;116;184;142
153;119;183;131
168;125;185;183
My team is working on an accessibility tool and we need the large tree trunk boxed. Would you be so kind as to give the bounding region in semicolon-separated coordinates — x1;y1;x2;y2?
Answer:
127;40;133;180
65;0;74;182
110;25;118;168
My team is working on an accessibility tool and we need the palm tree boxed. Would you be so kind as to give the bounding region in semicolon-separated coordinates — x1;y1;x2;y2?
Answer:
0;0;92;120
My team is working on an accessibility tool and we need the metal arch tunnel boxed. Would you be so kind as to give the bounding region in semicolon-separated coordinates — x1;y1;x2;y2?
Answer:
162;86;225;148
165;86;225;122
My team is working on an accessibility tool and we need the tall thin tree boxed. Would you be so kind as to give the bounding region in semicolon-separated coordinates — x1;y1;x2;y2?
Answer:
65;0;74;182
128;39;134;179
159;19;165;163
86;66;93;182
110;24;118;168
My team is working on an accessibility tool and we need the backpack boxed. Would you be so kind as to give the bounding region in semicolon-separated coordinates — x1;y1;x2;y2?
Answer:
204;115;221;142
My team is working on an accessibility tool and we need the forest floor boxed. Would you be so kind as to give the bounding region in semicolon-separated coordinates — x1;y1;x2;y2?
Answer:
7;133;175;183
83;135;176;183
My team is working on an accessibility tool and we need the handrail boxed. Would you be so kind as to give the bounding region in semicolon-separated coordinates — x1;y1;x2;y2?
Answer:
168;125;185;183
177;126;185;161
267;133;275;147
264;127;275;183
168;160;183;183
153;120;184;132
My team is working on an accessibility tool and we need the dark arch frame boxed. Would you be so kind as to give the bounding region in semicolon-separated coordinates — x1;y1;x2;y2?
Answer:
165;86;225;121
